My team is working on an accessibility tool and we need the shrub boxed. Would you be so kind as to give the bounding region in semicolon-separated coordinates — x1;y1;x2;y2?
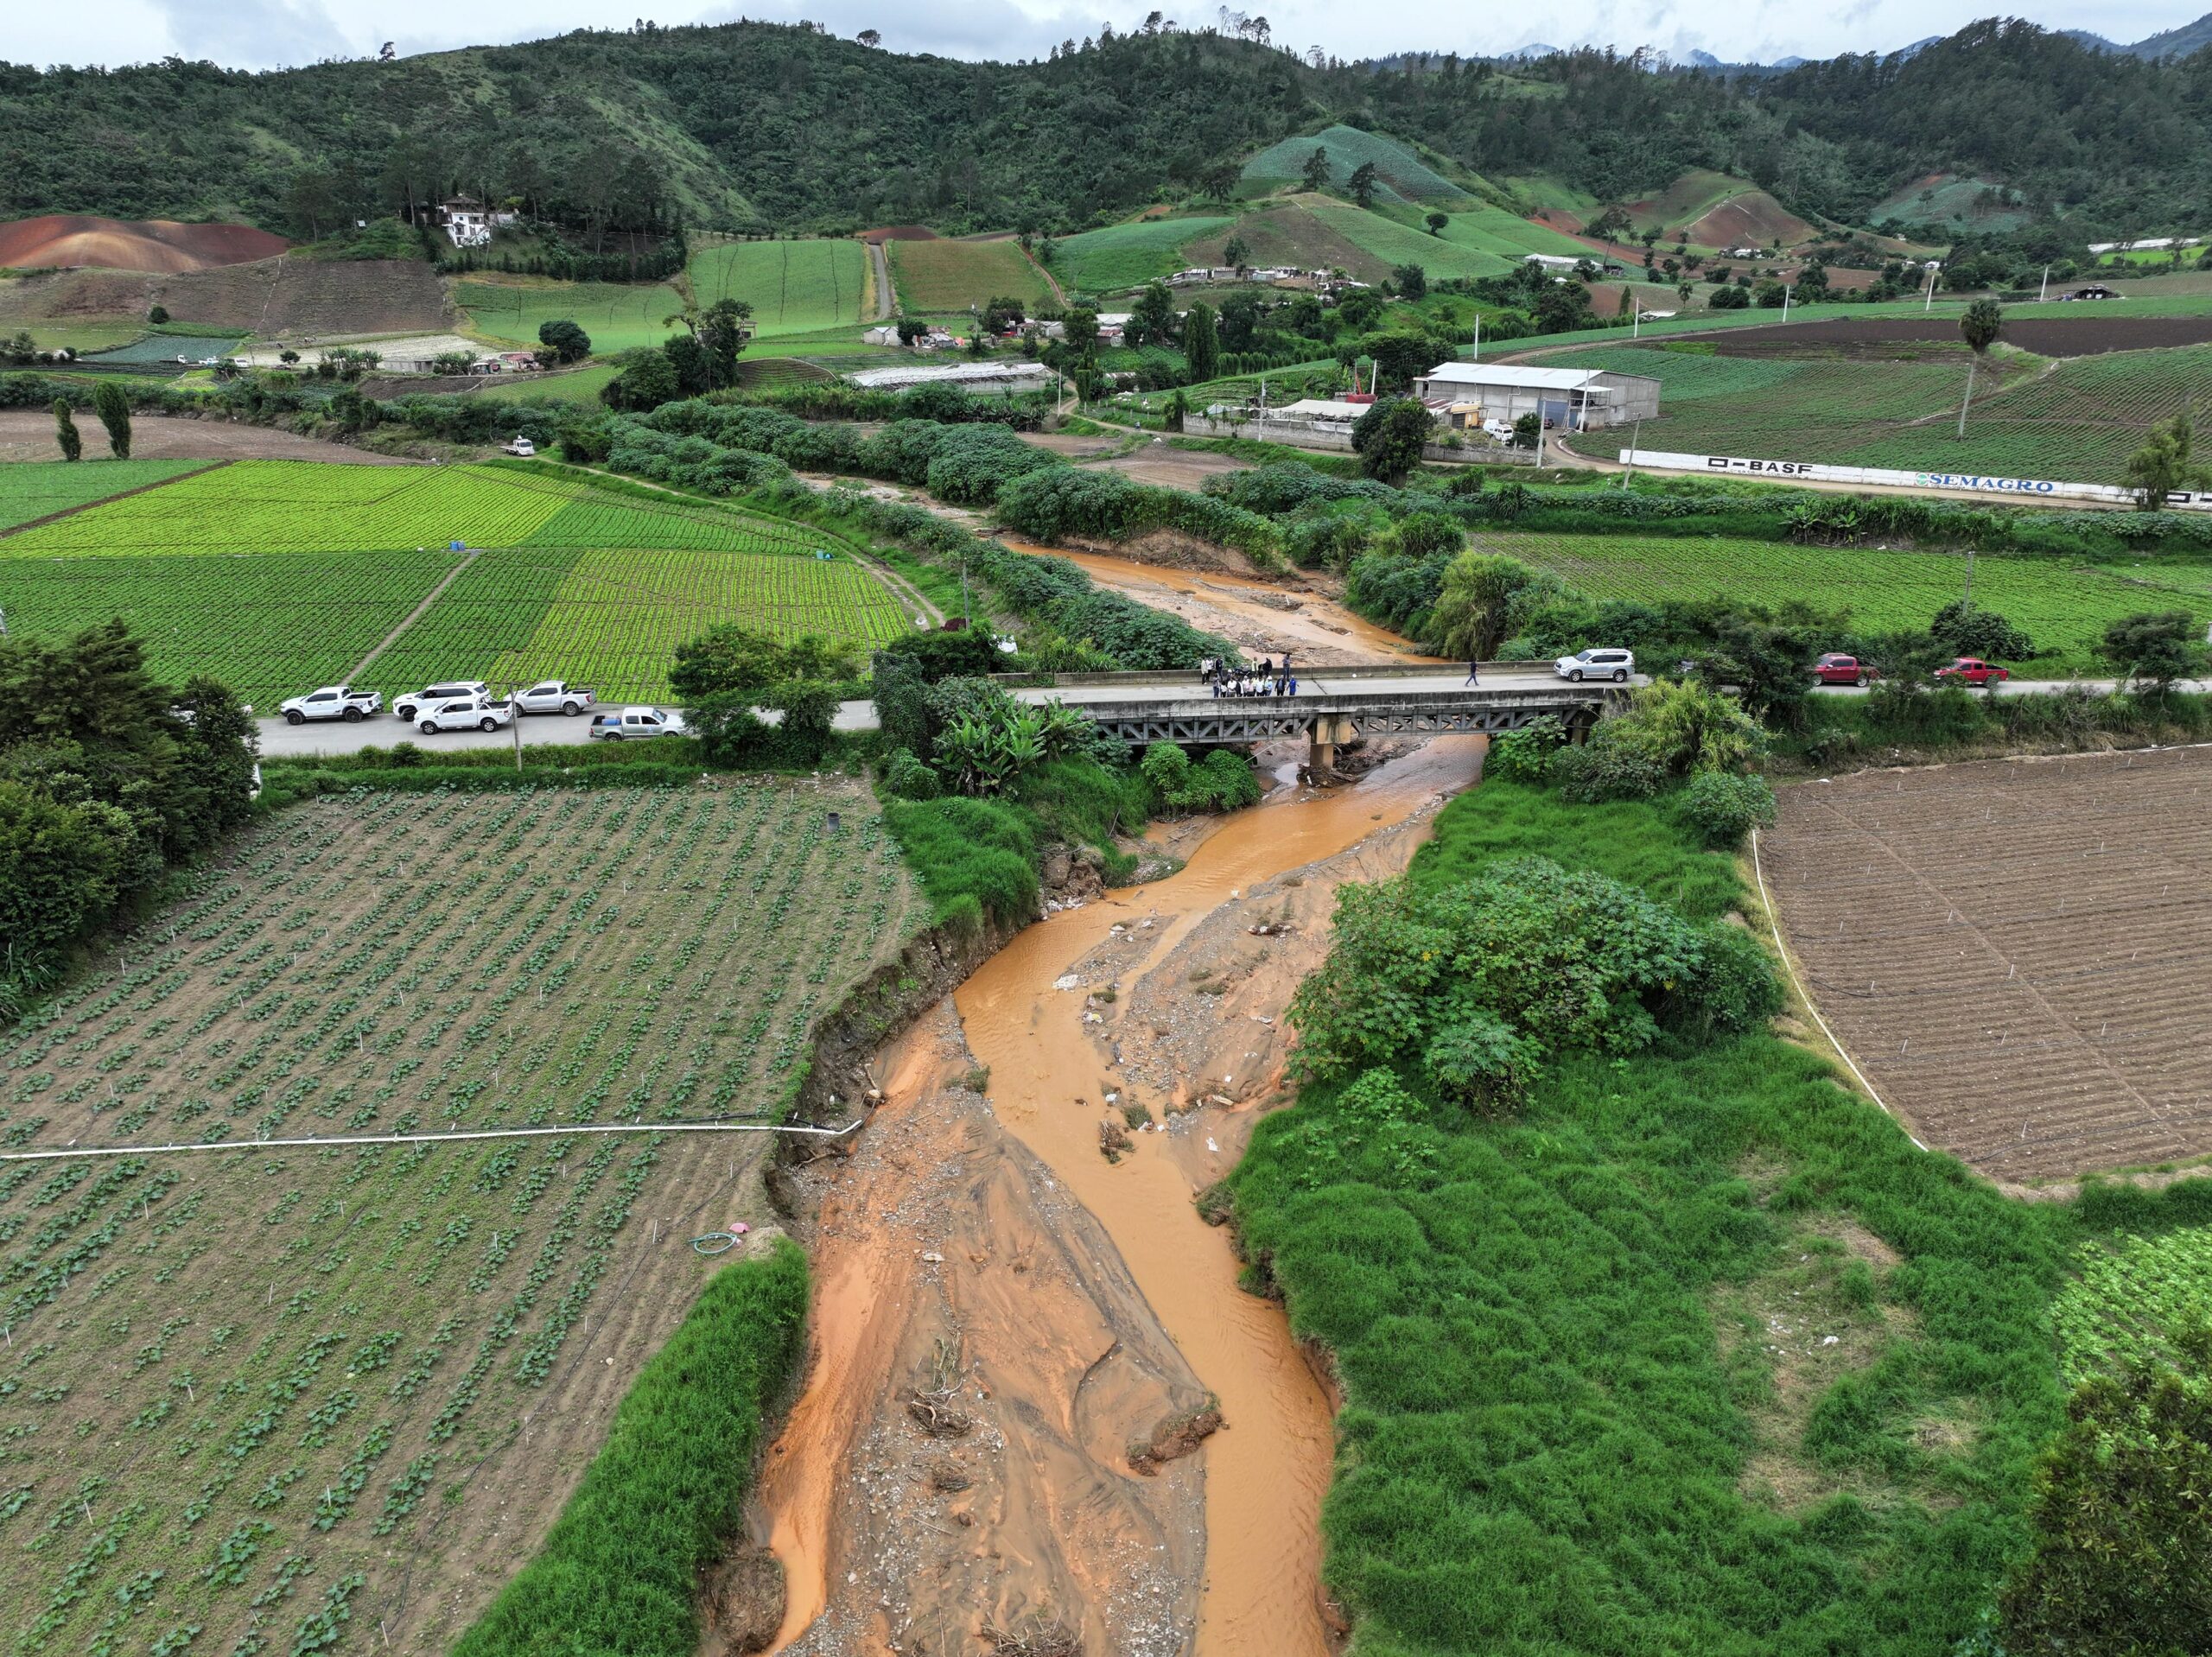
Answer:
1552;738;1669;803
881;746;939;800
1678;771;1777;849
1932;600;2033;661
1421;1013;1539;1111
1678;921;1783;1035
1484;717;1567;786
882;794;1040;934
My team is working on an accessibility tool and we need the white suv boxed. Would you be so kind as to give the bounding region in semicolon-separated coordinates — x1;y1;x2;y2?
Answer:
1554;648;1634;683
395;681;489;722
414;695;513;734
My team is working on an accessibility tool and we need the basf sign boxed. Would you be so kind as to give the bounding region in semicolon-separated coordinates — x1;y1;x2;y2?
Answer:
1619;449;2212;511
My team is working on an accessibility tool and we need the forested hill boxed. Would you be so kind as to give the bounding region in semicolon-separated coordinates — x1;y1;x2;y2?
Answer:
0;16;2205;242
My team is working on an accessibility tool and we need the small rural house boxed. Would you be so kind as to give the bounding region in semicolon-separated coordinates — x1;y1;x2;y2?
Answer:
1412;362;1661;431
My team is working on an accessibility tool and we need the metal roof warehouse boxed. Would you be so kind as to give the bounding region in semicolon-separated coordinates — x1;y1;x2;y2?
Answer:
1411;361;1661;429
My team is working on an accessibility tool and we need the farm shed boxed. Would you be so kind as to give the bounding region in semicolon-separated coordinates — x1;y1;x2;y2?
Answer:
1413;361;1660;430
847;361;1052;394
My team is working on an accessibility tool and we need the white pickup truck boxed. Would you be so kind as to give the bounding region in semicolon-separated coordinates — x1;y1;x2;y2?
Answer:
512;680;597;716
394;681;489;723
588;706;686;740
279;685;383;725
413;695;515;734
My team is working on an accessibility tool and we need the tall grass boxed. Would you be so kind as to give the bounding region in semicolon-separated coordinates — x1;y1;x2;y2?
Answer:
881;793;1041;936
1229;778;2212;1655
451;1241;808;1657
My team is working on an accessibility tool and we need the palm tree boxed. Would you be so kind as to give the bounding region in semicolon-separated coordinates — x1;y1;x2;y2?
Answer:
1957;298;2004;438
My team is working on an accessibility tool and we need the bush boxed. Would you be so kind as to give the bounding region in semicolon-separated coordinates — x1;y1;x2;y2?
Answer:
881;746;939;800
1931;600;2033;661
1141;742;1262;815
450;1242;807;1657
1552;738;1669;803
882;794;1041;935
1421;1013;1539;1111
1678;771;1777;848
1484;717;1567;786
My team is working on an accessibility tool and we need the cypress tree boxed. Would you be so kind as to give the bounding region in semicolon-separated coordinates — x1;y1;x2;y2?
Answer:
92;381;132;459
52;399;81;462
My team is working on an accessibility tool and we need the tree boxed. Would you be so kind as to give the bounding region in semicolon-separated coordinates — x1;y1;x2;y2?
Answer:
1223;234;1251;273
148;304;168;325
895;315;931;346
663;296;752;390
1184;302;1221;383
1999;1330;2212;1657
1390;262;1427;301
1062;308;1099;356
1752;278;1787;308
537;319;591;363
1128;281;1177;348
51;400;80;463
2100;611;2203;693
1957;297;2004;437
600;349;680;412
1426;212;1448;236
1932;600;2032;661
1347;161;1379;209
981;294;1027;333
2124;409;2212;510
1351;397;1433;485
1511;412;1541;450
856;28;880;45
1301;146;1331;193
92;382;130;459
281;166;342;239
1427;552;1540;660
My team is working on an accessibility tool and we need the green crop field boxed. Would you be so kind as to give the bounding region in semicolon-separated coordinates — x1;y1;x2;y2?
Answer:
1303;204;1516;282
0;459;209;530
885;238;1052;314
1241;124;1476;207
0;782;915;1656
686;238;868;335
2054;1227;2212;1384
1472;530;2209;675
1052;216;1234;293
1869;174;2034;233
1433;206;1592;261
472;363;622;404
454;278;685;354
1551;343;2212;483
0;461;913;702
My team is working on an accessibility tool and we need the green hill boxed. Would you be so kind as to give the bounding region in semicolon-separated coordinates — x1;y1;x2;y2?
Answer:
1241;125;1478;208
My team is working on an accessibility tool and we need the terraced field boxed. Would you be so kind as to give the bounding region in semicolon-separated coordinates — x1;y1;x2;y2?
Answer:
1052;216;1235;294
1240;124;1475;208
687;238;868;334
454;278;685;354
1473;529;2209;675
0;461;911;702
0;782;916;1655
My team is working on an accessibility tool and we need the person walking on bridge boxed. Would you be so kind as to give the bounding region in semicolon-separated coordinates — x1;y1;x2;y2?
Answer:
1465;657;1480;686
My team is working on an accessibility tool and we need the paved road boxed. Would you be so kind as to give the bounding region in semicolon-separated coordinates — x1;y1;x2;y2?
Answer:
252;670;2188;760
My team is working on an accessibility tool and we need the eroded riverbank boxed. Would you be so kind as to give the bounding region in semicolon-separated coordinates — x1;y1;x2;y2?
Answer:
757;736;1488;1654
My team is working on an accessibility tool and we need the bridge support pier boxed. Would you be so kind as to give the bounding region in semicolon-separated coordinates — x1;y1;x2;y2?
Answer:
1306;714;1357;782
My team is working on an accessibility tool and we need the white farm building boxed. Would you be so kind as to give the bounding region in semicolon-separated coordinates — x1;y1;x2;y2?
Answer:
847;361;1052;395
1412;362;1661;431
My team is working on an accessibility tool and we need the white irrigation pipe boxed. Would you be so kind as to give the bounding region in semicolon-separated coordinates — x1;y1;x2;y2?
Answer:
0;1118;864;1165
1750;828;1929;1152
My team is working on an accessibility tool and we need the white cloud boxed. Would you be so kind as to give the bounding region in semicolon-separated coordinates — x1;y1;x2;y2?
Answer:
14;0;2208;73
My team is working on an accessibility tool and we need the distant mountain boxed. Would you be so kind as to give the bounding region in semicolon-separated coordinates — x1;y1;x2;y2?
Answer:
2121;10;2212;57
2058;29;2120;51
1889;35;1945;59
1681;49;1722;67
1500;43;1563;60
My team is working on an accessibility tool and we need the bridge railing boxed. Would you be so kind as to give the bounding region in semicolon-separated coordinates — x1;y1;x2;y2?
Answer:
996;661;1563;689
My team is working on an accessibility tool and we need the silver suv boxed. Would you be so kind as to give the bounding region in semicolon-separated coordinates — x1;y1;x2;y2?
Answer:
1554;648;1633;683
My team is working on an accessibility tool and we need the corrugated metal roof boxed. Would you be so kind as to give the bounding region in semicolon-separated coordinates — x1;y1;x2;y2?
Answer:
1271;399;1368;420
1419;363;1606;390
848;362;1052;390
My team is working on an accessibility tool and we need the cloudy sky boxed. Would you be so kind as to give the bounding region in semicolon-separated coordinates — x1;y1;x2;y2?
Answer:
11;0;2205;73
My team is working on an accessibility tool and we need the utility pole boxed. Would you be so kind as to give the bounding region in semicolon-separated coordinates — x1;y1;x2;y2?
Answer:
1923;262;1938;312
1962;548;1975;609
2039;263;2050;302
1630;294;1640;339
510;682;523;772
1471;312;1481;362
1620;417;1642;490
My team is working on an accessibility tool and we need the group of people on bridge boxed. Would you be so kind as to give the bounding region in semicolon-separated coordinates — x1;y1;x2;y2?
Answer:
1200;654;1298;699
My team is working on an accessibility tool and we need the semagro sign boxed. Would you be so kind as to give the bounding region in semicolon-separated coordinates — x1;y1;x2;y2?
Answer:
1618;448;2212;511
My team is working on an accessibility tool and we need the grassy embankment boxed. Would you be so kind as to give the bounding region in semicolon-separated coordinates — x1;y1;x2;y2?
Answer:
1227;778;2212;1655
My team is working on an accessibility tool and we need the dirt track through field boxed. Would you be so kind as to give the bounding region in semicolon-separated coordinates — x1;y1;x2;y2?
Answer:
1764;746;2212;1180
1669;313;2212;357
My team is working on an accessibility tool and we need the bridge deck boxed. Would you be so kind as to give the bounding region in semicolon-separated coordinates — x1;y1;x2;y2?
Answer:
1072;682;1626;744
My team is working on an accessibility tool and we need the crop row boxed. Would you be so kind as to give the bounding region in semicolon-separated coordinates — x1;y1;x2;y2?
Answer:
0;460;206;532
2054;1227;2212;1381
1476;530;2210;674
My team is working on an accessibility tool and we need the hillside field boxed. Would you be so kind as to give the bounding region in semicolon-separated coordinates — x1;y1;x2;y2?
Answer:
1240;124;1477;208
885;238;1052;314
0;780;915;1655
454;278;685;354
0;460;910;702
1550;340;2212;483
687;238;868;334
1471;527;2210;675
0;458;209;530
1051;215;1236;293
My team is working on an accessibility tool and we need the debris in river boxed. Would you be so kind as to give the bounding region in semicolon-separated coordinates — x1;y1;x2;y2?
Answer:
1099;1118;1132;1162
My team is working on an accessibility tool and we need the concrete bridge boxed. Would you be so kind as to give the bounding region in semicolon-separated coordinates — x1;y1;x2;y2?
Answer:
1015;664;1634;774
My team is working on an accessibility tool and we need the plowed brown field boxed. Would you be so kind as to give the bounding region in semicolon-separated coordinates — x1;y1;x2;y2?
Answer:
0;213;287;271
1764;746;2212;1181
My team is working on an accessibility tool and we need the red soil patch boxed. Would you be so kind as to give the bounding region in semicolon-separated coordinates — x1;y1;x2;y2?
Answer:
1683;193;1816;252
858;225;938;242
0;215;288;274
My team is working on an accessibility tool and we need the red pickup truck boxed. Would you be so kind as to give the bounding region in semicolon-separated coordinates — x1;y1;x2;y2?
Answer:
1934;657;2012;686
1812;653;1877;687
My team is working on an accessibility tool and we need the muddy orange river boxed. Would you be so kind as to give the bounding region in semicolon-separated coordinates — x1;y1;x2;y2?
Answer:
764;737;1487;1654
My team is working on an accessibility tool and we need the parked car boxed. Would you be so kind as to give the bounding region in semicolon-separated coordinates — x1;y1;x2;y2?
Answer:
503;435;537;457
414;695;514;734
588;706;687;740
1813;652;1878;687
394;681;489;722
512;680;597;716
279;685;382;725
1554;647;1635;683
1935;657;2011;687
